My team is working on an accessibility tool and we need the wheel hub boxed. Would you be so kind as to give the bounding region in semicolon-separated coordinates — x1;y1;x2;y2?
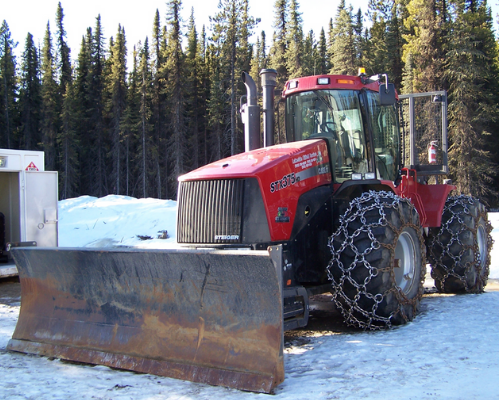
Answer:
477;224;487;270
394;231;417;294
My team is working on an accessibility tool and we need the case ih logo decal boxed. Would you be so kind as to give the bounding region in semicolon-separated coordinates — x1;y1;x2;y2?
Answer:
270;172;297;193
318;164;329;175
275;207;290;223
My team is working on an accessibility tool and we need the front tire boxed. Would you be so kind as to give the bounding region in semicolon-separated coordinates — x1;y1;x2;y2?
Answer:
328;191;426;329
428;195;492;293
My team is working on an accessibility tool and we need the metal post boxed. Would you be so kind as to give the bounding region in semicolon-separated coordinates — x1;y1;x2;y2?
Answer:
441;93;448;174
409;96;416;167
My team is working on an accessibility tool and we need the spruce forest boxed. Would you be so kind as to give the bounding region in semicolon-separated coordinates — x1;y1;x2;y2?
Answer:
1;0;499;206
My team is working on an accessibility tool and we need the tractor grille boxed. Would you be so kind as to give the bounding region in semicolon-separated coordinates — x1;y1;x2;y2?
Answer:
177;179;245;243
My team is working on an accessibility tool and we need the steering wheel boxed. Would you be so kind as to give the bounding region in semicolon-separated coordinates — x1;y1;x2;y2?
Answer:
320;121;339;139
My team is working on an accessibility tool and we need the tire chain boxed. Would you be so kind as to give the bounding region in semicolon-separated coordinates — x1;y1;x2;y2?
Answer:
428;195;493;293
327;190;426;330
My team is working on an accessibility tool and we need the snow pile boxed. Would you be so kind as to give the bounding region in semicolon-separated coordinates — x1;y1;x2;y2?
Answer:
58;195;177;249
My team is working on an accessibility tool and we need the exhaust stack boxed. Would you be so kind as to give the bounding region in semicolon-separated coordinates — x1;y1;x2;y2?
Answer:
241;72;260;152
241;69;278;151
260;69;277;147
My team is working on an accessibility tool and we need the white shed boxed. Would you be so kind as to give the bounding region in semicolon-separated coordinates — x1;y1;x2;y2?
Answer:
0;149;58;277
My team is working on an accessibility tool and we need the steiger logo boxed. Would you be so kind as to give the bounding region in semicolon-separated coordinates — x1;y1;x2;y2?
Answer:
214;235;240;240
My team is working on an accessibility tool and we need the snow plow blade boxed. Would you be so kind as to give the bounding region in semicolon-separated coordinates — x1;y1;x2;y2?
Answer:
7;246;284;393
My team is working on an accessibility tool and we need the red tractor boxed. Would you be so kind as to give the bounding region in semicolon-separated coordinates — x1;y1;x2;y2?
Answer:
8;70;492;393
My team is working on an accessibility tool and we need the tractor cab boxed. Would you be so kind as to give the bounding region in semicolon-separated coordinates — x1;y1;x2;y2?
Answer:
282;74;400;183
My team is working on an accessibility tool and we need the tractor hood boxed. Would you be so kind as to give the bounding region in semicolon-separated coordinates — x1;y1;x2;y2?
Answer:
179;139;332;242
179;139;330;182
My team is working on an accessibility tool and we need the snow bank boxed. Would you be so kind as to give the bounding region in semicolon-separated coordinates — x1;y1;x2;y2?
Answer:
58;195;177;249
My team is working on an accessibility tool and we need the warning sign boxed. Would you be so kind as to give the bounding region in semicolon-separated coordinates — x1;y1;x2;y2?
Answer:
25;162;39;171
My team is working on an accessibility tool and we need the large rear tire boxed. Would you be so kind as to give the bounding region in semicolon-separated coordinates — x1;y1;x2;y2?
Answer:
428;195;492;293
328;191;426;329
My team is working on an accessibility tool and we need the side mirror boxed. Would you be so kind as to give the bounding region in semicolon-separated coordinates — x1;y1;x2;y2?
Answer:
379;83;396;106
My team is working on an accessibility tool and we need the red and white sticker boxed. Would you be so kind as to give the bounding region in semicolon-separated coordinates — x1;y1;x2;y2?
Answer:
25;162;39;171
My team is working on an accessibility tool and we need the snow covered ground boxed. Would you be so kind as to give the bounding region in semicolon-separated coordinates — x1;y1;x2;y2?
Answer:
1;195;499;399
57;195;178;249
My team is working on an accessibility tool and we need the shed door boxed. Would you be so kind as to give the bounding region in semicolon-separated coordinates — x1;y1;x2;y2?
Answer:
24;171;58;247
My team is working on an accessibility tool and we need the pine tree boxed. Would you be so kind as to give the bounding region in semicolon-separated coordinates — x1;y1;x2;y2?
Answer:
151;9;166;198
269;0;289;86
401;51;414;94
212;0;258;156
40;22;59;171
107;24;128;195
445;0;499;200
206;44;226;161
18;33;42;150
353;8;365;71
403;0;445;92
121;45;134;196
386;1;406;88
329;0;356;75
317;28;328;74
261;31;267;68
164;0;186;196
249;36;262;85
87;16;108;196
285;0;304;78
198;25;210;166
0;20;18;149
55;2;77;197
122;44;140;197
327;18;334;71
302;30;315;76
58;80;79;199
364;0;388;76
138;39;153;197
55;2;71;94
74;31;92;194
75;19;108;197
185;9;202;170
237;0;257;80
249;31;267;90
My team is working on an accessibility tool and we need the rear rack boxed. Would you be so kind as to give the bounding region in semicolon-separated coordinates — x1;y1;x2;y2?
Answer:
399;91;448;176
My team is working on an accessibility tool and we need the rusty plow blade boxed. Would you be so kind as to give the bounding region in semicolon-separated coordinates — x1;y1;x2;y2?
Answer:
7;246;284;393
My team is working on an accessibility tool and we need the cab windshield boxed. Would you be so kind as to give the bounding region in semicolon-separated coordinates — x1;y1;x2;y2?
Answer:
285;89;369;182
